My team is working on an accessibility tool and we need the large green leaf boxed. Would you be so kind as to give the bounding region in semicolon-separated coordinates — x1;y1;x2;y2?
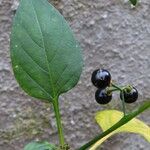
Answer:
24;141;56;150
10;0;83;102
90;110;150;150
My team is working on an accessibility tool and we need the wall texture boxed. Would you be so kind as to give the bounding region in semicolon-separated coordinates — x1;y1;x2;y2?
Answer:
0;0;150;150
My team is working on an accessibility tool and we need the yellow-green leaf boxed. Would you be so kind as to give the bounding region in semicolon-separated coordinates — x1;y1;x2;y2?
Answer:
90;110;150;150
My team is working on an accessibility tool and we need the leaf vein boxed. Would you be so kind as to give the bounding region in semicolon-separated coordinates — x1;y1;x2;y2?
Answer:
21;24;44;49
19;43;49;75
58;72;79;94
31;0;56;97
19;64;52;99
54;65;68;86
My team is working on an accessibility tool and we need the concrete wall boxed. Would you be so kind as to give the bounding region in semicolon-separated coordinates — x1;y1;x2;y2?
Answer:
0;0;150;149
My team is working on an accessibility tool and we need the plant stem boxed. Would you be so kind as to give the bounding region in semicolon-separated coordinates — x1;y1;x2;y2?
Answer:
111;83;122;91
121;91;126;116
111;83;126;116
78;101;150;150
106;87;120;93
53;96;65;147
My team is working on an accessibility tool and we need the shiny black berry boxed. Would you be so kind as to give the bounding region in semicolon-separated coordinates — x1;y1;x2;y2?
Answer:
91;69;111;89
95;89;112;104
120;87;138;103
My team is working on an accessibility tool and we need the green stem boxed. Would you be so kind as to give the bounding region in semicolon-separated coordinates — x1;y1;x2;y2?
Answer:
111;83;122;91
78;101;150;150
111;83;126;116
121;91;126;116
106;87;120;93
53;97;65;147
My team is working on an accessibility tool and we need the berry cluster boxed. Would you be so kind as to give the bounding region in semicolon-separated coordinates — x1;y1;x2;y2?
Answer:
91;69;138;106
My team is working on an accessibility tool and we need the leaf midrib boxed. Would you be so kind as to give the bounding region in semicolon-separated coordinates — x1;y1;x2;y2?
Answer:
31;0;56;98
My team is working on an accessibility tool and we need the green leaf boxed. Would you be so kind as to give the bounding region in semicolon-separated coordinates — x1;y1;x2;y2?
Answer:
90;110;150;150
129;0;137;6
10;0;83;102
24;141;56;150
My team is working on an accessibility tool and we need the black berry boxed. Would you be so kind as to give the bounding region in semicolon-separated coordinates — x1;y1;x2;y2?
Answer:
91;69;111;89
120;87;138;103
95;89;112;104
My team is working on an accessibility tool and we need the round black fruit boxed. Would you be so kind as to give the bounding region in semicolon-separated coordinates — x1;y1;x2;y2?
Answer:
120;87;138;103
91;69;111;89
95;89;112;104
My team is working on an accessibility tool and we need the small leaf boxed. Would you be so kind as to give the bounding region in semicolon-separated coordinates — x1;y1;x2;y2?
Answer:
10;0;83;102
129;0;137;6
24;141;56;150
90;110;150;150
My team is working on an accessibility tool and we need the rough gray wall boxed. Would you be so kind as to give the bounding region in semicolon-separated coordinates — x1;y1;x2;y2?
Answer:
0;0;150;150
